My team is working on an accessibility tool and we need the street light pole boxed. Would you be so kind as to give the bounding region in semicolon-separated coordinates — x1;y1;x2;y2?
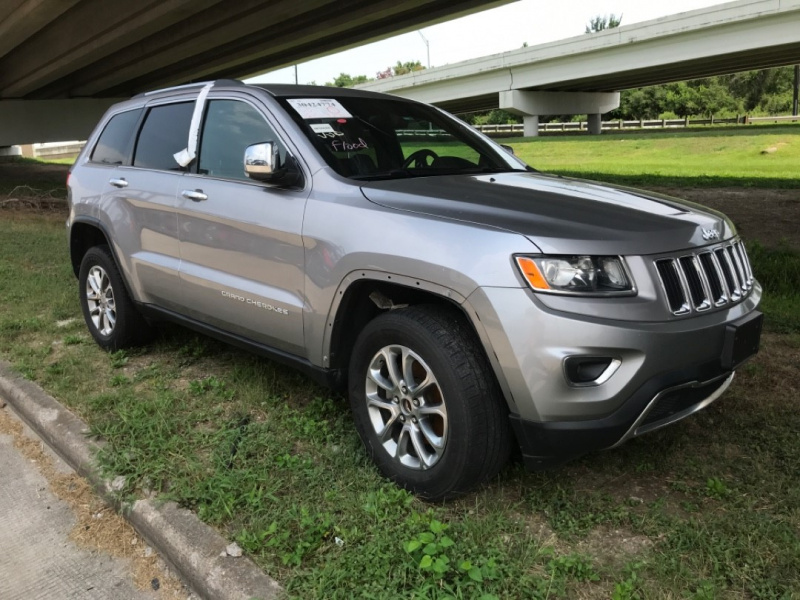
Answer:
418;30;430;68
793;64;799;117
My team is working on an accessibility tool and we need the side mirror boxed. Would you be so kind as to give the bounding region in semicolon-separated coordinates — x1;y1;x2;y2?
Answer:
500;144;515;156
244;142;303;187
244;142;278;181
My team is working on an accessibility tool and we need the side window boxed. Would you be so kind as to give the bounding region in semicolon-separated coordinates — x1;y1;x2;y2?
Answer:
133;103;193;171
90;109;142;165
198;100;284;181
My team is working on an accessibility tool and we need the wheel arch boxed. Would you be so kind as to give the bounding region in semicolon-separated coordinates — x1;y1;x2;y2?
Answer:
69;217;141;308
69;217;114;278
324;271;517;412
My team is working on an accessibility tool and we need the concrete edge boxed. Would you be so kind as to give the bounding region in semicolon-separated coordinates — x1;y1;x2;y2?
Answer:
0;360;282;600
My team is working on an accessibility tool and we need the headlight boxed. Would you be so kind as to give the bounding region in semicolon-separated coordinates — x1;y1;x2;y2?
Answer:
515;255;635;296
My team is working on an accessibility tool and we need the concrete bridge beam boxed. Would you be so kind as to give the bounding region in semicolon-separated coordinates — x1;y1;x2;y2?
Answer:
0;99;121;146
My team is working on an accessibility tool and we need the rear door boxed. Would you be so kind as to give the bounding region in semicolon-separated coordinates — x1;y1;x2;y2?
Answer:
105;101;193;311
177;96;309;355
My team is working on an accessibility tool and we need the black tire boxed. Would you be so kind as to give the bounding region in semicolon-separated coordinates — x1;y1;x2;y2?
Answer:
78;245;152;351
348;304;511;501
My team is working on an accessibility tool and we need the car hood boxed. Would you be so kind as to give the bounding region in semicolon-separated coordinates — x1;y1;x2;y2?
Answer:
359;172;735;255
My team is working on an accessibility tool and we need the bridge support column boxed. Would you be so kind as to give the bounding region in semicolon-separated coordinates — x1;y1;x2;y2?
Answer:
588;113;602;135
523;115;539;137
0;146;22;162
499;90;620;135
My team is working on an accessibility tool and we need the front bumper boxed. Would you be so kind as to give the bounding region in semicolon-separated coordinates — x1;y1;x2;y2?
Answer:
465;284;762;468
510;368;734;470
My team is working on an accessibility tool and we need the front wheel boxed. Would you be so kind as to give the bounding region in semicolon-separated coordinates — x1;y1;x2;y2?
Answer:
348;305;511;501
78;245;152;351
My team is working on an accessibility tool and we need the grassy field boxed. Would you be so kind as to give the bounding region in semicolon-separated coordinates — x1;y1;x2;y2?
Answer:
501;124;800;188
1;146;799;598
2;207;798;599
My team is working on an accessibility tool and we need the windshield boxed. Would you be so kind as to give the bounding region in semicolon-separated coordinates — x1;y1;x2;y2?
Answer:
277;95;530;180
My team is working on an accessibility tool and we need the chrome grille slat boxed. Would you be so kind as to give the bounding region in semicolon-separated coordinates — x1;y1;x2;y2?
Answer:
655;240;754;315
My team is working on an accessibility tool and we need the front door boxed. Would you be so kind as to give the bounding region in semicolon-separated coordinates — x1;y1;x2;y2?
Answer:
177;97;308;355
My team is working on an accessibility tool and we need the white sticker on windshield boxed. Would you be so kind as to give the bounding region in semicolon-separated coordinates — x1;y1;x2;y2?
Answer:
310;123;336;134
288;98;352;119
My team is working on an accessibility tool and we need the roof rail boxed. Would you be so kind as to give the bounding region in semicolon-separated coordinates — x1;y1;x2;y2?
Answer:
135;79;244;98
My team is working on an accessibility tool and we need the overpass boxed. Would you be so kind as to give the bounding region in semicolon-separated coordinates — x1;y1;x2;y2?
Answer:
356;0;800;135
0;0;510;147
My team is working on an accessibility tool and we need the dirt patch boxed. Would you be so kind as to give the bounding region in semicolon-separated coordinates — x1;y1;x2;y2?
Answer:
575;526;653;571
651;187;800;250
0;406;188;600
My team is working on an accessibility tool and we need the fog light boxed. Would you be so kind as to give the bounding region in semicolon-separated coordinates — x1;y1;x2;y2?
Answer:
564;356;621;386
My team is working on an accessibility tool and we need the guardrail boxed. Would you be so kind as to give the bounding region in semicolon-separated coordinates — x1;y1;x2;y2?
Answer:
476;114;799;134
32;141;85;159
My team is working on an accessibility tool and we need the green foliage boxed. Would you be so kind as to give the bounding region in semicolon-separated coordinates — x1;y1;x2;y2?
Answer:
63;334;84;345
704;477;730;499
325;73;370;88
585;13;623;33
109;349;128;369
465;109;522;126
610;67;798;120
376;60;426;79
392;60;425;76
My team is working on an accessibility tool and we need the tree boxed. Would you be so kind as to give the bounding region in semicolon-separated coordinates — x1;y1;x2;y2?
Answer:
326;72;370;87
376;60;426;79
585;13;622;33
393;60;425;76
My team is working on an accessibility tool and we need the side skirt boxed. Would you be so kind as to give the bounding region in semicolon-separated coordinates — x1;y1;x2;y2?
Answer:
137;303;344;391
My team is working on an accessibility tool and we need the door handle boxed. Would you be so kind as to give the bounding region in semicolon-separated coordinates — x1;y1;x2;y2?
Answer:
109;178;128;188
181;189;208;202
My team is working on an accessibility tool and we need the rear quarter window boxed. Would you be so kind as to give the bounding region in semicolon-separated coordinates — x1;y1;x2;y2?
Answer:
133;102;193;171
90;109;142;165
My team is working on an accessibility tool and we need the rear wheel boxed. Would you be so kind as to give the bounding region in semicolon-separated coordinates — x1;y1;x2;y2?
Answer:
348;305;511;501
78;245;152;351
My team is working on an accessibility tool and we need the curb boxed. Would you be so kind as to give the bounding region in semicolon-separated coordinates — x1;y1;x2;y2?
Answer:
0;361;282;600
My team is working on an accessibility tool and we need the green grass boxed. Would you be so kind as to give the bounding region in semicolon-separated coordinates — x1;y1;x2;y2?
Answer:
0;157;70;198
1;195;799;598
499;125;800;188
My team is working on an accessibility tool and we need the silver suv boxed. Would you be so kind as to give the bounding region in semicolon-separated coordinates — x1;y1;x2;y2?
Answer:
67;80;763;501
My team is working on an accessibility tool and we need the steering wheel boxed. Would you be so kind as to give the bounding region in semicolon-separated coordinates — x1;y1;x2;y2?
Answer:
402;148;439;169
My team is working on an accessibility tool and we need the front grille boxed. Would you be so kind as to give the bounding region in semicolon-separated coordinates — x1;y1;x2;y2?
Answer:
655;239;754;315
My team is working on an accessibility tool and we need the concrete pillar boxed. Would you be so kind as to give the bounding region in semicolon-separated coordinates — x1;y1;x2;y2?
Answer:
499;90;619;135
523;115;539;137
0;146;22;162
588;114;602;135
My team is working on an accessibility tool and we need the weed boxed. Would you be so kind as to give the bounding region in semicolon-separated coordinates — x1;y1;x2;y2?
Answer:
705;477;730;499
189;375;230;397
109;350;128;369
546;552;599;582
110;374;130;387
63;334;84;345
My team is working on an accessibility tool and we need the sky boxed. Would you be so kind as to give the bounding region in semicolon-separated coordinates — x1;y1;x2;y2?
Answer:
247;0;725;86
